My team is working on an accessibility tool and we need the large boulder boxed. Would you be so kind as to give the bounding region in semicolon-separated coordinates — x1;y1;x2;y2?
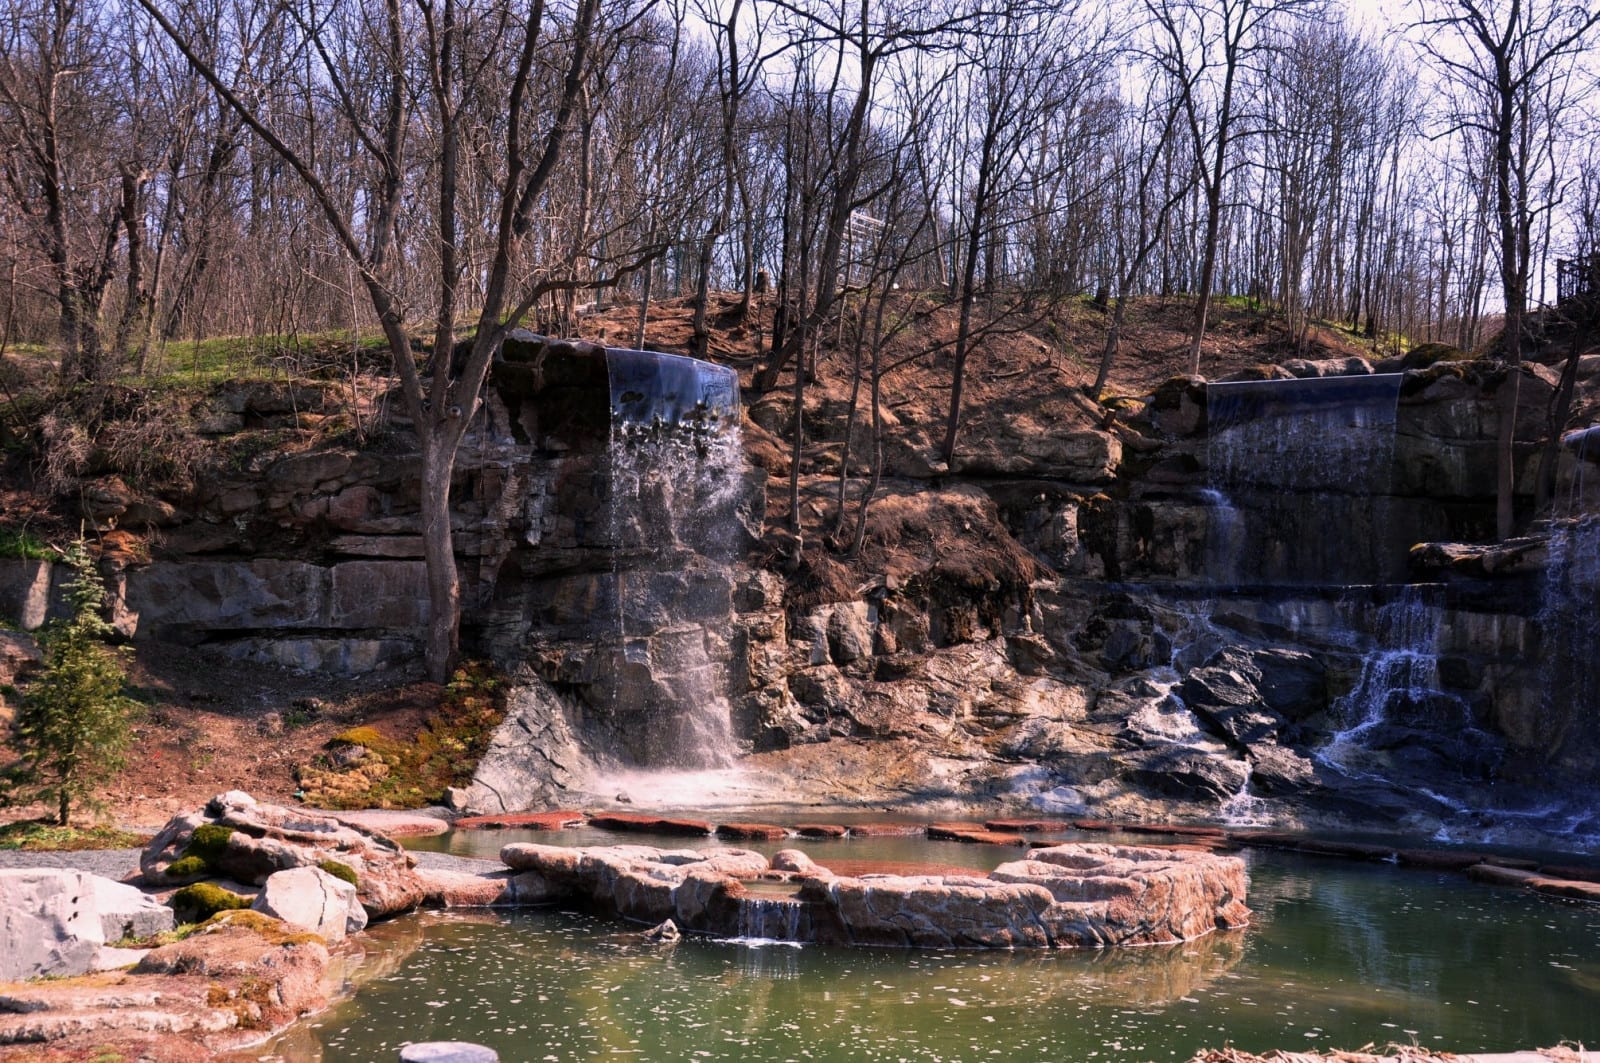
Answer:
251;866;368;942
0;869;174;981
141;791;425;918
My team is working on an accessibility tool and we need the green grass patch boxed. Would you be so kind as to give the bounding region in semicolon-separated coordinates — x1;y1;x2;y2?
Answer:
0;820;149;851
0;527;54;560
297;662;509;810
132;330;393;388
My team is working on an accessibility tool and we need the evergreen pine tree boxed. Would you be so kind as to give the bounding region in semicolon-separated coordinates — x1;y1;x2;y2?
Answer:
0;540;133;825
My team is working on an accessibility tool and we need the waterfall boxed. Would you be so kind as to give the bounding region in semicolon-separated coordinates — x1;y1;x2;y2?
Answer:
602;348;746;768
1317;586;1496;785
1204;374;1404;585
1538;516;1600;756
1558;425;1600;518
734;894;807;944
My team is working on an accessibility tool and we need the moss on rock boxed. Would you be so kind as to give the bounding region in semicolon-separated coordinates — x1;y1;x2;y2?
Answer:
318;859;359;887
295;662;508;810
171;881;252;923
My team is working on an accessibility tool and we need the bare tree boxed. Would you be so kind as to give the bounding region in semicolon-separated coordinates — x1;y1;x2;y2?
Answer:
1416;0;1600;539
1146;0;1316;376
135;0;683;680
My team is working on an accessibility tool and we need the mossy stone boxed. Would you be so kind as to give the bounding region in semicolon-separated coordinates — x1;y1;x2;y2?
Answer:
171;881;251;923
318;859;359;887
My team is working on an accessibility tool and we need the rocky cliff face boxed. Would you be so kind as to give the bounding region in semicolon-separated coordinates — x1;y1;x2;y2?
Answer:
4;341;1597;843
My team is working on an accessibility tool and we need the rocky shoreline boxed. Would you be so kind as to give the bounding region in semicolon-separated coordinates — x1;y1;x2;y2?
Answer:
3;793;1598;1060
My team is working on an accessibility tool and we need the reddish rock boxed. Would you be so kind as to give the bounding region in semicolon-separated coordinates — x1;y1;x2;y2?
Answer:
589;813;713;836
1466;863;1540;887
795;824;849;838
928;823;1027;846
1527;876;1600;903
0;920;336;1055
1122;823;1229;839
984;818;1073;833
1480;855;1539;871
1396;848;1487;871
1223;830;1303;850
846;823;925;837
716;822;791;841
453;810;587;831
769;850;820;874
1288;839;1397;862
994;844;1252;946
1070;819;1116;832
1536;864;1600;884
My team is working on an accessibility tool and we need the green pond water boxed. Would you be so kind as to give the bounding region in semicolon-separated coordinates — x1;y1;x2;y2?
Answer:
266;833;1600;1062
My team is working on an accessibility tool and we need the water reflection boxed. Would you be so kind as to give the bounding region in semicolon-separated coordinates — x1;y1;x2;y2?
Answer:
270;851;1600;1062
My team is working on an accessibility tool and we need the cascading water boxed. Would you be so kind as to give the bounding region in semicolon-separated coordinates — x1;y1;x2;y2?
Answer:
1537;515;1600;764
602;348;746;769
1317;586;1499;802
1204;374;1404;585
734;889;807;945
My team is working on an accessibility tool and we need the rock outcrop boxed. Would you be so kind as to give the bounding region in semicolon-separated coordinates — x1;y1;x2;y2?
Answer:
141;791;424;918
496;841;1248;948
0;869;175;981
0;917;336;1055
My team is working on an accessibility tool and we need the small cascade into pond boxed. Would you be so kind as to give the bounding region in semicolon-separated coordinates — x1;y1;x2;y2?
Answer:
600;348;746;770
1204;374;1404;585
1318;586;1500;790
733;884;808;945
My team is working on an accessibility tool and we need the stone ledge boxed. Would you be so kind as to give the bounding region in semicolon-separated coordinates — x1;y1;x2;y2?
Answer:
496;841;1248;948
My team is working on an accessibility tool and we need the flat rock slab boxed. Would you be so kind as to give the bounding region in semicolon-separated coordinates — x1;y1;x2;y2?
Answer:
452;811;586;831
1536;864;1600;884
845;823;924;838
928;823;1028;846
588;814;713;836
0;923;331;1055
715;823;791;840
984;819;1075;833
401;1043;500;1062
331;810;450;837
497;841;1249;949
794;824;849;838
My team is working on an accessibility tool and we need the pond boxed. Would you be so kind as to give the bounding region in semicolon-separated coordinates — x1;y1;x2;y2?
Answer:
263;828;1600;1061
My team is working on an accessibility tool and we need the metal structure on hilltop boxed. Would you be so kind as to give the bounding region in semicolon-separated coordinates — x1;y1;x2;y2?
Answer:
1556;253;1600;318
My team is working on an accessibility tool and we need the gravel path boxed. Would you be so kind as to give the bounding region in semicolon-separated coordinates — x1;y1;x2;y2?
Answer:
0;847;143;878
